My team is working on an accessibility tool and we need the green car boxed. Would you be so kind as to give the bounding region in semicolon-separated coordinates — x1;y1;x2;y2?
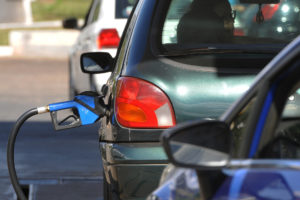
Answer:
80;0;300;199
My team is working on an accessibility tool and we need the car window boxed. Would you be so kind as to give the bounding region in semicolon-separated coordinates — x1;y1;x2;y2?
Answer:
115;0;137;19
282;88;300;118
86;0;100;25
160;0;300;53
162;0;192;44
91;1;100;23
81;0;95;29
259;84;300;159
229;83;300;159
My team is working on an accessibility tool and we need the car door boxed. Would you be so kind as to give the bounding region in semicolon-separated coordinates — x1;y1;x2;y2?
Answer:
250;64;300;159
213;38;300;199
234;58;300;159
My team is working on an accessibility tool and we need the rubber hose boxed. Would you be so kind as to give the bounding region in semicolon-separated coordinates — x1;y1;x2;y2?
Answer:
7;108;39;200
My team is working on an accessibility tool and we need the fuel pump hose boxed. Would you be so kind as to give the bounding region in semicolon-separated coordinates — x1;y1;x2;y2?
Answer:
7;107;49;200
7;93;106;200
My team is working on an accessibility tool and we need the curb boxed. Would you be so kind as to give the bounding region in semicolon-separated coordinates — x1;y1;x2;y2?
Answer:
5;30;79;59
0;21;62;29
0;21;84;58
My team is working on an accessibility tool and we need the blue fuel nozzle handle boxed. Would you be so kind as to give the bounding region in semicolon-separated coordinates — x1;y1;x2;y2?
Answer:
49;94;107;130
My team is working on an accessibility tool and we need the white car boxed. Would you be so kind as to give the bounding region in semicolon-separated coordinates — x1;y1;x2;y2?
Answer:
64;0;136;98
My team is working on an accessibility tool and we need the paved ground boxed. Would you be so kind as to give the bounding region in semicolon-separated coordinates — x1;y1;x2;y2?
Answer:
0;57;103;199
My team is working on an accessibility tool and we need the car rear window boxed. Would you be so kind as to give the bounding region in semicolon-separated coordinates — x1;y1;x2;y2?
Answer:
160;0;300;54
115;0;137;18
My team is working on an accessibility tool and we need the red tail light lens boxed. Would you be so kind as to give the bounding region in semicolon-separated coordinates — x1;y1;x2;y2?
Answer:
97;28;120;49
115;77;176;128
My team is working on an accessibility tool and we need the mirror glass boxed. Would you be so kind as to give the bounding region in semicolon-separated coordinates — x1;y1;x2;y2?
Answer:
166;121;231;168
82;56;104;73
170;141;229;167
81;52;113;74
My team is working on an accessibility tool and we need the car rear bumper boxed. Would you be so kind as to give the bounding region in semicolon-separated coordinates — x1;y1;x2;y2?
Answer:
100;142;168;200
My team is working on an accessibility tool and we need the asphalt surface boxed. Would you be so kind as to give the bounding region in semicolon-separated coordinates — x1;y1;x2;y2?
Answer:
0;58;103;199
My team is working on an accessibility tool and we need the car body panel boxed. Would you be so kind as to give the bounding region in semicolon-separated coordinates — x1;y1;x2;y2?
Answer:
100;142;168;164
104;163;167;200
100;142;168;199
150;161;300;200
123;58;258;122
215;168;300;200
150;168;200;200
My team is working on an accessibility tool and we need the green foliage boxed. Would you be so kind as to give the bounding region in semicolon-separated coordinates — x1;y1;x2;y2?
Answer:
0;29;9;45
0;28;62;45
31;0;93;21
0;0;93;45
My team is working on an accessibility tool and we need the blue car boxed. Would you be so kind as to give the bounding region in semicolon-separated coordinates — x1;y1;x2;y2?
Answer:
148;35;300;200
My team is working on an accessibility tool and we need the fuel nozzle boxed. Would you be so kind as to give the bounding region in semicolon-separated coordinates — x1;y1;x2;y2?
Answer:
40;92;108;130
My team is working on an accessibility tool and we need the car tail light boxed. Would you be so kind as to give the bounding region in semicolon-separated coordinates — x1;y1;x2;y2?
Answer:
97;28;120;49
115;77;176;128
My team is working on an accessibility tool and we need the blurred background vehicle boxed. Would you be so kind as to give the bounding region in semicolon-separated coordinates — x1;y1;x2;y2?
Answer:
64;0;136;99
79;0;300;198
150;35;300;200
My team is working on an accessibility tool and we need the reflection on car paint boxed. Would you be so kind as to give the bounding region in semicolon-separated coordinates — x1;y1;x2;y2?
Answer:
151;169;200;200
152;166;300;200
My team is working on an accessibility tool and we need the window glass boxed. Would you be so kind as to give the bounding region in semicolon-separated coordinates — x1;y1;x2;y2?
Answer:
115;0;137;19
91;1;100;23
229;86;300;159
162;0;192;44
259;85;300;159
282;88;300;118
161;0;300;53
82;0;94;28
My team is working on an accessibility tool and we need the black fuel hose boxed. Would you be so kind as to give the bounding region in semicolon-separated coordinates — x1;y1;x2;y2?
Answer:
7;108;39;200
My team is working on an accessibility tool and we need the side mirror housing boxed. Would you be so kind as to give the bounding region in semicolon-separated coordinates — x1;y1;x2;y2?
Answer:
80;52;114;74
162;120;231;170
62;18;78;29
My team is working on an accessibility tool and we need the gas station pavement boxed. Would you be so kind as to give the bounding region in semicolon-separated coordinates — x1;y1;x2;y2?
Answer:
0;58;103;199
